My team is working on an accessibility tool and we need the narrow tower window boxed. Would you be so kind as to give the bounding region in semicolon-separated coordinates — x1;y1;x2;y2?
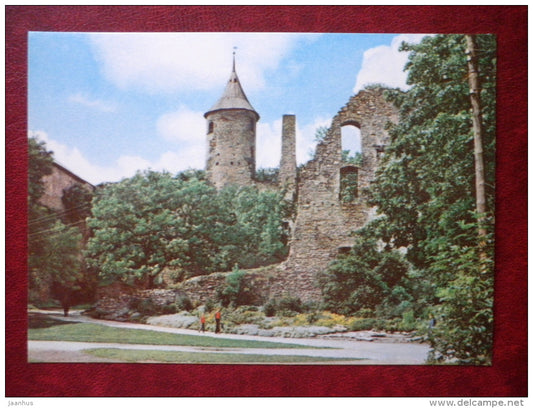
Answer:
208;121;214;134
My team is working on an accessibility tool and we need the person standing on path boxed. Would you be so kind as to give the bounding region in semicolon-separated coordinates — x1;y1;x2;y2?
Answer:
200;314;206;332
215;309;222;333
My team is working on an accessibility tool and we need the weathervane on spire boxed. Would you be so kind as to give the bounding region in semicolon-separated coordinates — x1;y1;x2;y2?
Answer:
232;46;238;71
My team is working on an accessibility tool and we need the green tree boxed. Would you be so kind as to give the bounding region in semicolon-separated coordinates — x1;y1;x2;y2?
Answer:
217;265;254;307
319;237;410;316
28;136;89;312
28;136;54;205
365;34;495;363
86;171;216;286
216;185;289;269
86;171;290;287
61;183;93;225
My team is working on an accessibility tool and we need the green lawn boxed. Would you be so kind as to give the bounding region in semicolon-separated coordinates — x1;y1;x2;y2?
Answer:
28;321;320;349
84;348;362;364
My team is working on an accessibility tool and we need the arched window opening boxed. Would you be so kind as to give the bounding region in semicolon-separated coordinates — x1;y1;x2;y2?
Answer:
208;121;214;134
341;123;362;166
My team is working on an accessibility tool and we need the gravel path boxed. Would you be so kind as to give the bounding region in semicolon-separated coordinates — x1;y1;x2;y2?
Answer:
28;310;431;364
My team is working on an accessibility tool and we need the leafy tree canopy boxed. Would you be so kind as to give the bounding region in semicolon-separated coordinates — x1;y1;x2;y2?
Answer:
322;34;496;364
28;136;93;310
85;171;290;287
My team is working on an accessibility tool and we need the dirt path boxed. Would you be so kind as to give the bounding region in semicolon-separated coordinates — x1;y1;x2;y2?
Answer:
28;310;431;364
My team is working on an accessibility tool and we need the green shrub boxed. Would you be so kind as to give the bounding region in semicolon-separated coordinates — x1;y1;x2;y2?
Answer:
161;304;178;314
262;295;302;317
399;310;417;331
175;294;193;312
263;299;277;317
349;318;376;331
224;308;264;326
217;266;254;307
277;296;302;313
204;297;218;313
356;308;375;318
130;298;157;315
306;311;320;324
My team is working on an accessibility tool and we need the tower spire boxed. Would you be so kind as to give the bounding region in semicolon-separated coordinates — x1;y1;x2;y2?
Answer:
204;49;259;120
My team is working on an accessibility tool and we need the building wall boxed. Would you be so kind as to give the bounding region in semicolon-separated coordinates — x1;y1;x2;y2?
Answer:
39;162;94;214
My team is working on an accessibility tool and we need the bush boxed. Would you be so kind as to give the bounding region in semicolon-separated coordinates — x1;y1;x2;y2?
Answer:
204;297;219;313
263;299;277;317
262;295;302;317
217;266;254;307
130;294;193;316
130;298;157;315
349;318;376;331
301;301;321;313
277;296;302;313
224;307;264;326
356;308;375;318
175;294;193;312
161;304;178;314
399;310;417;331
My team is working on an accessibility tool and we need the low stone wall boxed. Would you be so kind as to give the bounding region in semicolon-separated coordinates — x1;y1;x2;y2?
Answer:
90;285;190;321
178;267;276;305
178;263;323;305
178;272;228;304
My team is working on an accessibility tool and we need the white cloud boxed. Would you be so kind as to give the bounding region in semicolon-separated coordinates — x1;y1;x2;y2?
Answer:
89;32;315;94
296;116;332;164
353;34;428;93
157;106;206;144
155;145;206;174
256;115;333;169
68;93;116;112
256;119;282;169
29;130;206;185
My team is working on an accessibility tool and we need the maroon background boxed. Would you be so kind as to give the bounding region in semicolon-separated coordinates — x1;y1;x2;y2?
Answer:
6;6;527;397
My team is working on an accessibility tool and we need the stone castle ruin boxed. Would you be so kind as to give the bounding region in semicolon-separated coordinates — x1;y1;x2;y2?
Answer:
180;56;399;303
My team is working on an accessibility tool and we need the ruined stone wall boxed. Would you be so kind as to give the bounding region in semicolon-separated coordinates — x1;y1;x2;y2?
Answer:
206;110;257;189
338;89;399;192
279;114;297;196
269;88;399;301
179;88;398;304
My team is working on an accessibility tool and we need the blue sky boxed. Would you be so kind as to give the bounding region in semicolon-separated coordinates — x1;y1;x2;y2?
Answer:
28;32;426;185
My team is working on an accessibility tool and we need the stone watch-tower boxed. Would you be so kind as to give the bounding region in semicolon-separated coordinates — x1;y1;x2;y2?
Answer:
205;53;260;189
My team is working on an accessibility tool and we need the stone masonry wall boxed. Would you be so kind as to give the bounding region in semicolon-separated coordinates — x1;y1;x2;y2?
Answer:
279;114;297;197
206;110;257;189
268;88;399;301
178;88;398;305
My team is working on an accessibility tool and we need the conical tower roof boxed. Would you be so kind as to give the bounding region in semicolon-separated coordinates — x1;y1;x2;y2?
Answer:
204;54;260;120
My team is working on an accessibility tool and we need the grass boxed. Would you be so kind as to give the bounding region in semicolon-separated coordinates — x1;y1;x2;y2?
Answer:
28;321;320;349
84;348;363;364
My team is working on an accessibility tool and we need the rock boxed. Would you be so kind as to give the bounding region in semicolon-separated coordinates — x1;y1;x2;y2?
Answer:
269;325;335;338
257;329;275;337
332;324;348;333
233;324;260;336
147;312;198;329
